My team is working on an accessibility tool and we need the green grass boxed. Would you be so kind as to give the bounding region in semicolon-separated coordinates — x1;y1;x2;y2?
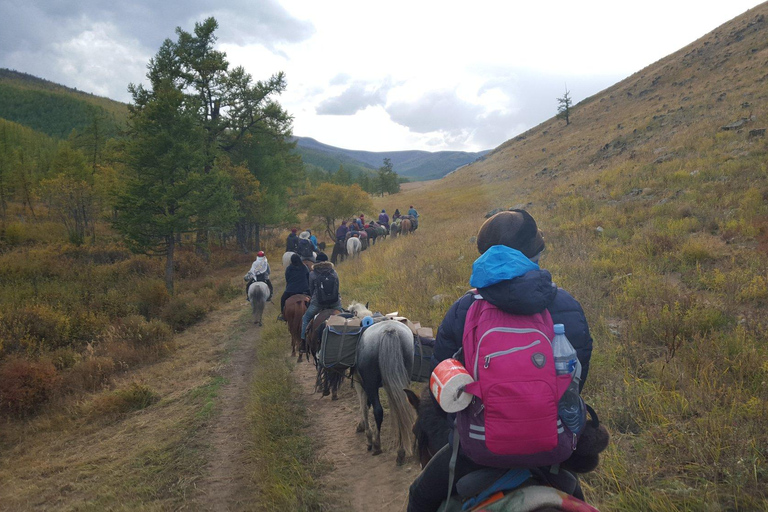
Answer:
249;320;331;511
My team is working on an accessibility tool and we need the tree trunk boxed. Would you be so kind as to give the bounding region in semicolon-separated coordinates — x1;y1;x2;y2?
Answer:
196;228;210;260
254;222;261;252
165;235;175;295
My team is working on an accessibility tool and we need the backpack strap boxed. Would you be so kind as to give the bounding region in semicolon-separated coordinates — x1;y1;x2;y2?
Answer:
444;420;461;512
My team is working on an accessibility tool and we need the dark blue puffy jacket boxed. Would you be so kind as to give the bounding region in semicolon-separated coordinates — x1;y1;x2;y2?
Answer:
284;263;310;295
432;247;593;390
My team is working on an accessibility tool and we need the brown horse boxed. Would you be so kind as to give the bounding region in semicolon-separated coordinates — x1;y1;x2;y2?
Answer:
306;307;344;399
400;218;412;235
284;294;310;360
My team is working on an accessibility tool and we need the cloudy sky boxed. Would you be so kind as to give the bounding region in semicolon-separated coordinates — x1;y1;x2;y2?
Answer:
0;1;764;152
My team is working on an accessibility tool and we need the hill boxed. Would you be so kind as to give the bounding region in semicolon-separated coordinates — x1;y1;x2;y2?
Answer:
292;136;489;181
0;69;128;139
348;4;768;509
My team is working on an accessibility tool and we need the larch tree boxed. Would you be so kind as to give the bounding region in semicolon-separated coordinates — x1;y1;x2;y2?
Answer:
557;88;572;126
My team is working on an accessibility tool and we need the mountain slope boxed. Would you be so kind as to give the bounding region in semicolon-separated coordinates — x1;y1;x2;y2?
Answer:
293;136;489;181
0;69;128;139
358;5;768;509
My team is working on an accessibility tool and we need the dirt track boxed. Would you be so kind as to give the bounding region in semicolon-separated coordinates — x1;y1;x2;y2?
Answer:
293;357;420;511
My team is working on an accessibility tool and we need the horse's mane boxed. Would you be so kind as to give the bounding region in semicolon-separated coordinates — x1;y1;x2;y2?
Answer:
347;302;373;317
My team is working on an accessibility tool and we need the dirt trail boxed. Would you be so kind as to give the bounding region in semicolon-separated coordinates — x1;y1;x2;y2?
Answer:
294;359;420;512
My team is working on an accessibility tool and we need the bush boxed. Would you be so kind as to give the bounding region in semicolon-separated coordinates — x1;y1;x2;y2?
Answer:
88;382;159;417
63;356;116;393
0;304;71;354
1;223;26;247
160;296;209;331
107;315;173;348
0;357;60;415
134;279;170;319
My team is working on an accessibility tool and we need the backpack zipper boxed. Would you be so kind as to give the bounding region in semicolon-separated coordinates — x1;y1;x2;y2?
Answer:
473;327;552;378
483;340;541;368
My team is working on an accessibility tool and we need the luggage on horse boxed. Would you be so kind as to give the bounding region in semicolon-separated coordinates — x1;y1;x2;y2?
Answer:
318;315;364;370
411;334;436;383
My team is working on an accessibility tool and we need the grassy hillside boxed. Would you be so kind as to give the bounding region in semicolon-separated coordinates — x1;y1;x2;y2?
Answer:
293;142;377;178
0;69;127;139
339;5;768;510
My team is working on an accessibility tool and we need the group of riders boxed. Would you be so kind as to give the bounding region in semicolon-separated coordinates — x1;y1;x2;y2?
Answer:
243;207;607;511
335;205;420;249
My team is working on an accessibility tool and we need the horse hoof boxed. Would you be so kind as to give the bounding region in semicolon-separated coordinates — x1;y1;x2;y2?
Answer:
322;390;330;397
332;394;338;401
367;445;373;451
356;423;365;433
372;448;383;456
396;454;406;466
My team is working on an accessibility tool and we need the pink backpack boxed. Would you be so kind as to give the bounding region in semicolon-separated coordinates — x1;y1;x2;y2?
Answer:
457;295;578;468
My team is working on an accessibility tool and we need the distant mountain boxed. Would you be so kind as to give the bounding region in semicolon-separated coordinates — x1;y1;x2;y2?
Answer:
292;136;490;181
0;69;128;139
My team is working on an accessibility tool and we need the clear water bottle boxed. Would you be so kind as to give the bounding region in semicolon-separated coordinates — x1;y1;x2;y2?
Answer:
552;324;585;434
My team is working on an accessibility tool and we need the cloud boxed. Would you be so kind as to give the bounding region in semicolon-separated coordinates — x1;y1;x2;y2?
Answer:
387;90;483;134
0;0;314;101
316;81;391;115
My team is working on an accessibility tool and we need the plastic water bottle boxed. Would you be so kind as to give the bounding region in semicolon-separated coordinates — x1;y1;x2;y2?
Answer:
552;324;584;434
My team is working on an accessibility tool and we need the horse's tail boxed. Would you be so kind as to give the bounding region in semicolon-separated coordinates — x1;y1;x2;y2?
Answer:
378;324;416;455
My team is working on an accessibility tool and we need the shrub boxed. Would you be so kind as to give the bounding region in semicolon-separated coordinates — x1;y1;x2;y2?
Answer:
134;279;170;319
2;223;26;246
63;356;116;393
107;315;173;348
174;250;208;279
88;382;159;417
0;357;60;415
0;304;71;354
160;296;209;331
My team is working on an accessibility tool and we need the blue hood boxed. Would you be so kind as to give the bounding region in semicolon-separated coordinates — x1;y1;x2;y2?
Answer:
470;245;539;288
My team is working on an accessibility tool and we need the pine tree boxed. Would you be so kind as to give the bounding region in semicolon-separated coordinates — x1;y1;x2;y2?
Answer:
557;88;572;126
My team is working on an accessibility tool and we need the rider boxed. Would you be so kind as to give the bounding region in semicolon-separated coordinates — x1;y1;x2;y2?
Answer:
408;205;419;230
298;231;316;263
393;208;401;221
286;228;299;253
300;253;342;351
407;210;594;512
378;209;390;229
278;253;310;321
308;229;319;251
245;251;273;302
336;221;349;245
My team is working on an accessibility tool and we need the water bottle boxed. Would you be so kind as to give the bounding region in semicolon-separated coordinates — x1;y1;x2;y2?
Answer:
552;324;585;434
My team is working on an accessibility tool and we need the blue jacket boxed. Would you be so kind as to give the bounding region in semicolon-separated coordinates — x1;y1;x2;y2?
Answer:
309;234;318;250
284;263;310;295
433;246;593;390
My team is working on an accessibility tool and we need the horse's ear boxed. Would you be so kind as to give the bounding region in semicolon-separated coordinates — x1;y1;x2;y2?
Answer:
365;302;369;309
403;388;420;410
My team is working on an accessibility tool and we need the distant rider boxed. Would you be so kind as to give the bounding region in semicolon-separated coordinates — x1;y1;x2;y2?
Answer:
245;251;273;302
286;228;299;253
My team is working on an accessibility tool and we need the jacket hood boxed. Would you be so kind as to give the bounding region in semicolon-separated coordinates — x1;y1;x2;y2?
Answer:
470;245;557;315
313;261;334;272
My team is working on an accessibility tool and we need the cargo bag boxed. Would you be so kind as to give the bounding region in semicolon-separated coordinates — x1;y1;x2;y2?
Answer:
411;335;436;383
318;316;364;369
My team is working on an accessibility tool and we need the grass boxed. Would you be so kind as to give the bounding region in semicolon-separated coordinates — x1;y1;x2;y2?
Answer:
248;320;331;511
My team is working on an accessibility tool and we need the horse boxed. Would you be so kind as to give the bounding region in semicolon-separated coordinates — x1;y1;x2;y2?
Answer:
305;307;344;399
376;225;388;240
403;387;608;511
390;221;400;238
365;226;378;246
331;242;346;265
346;236;362;258
351;308;416;465
247;281;270;326
282;251;295;268
302;258;314;272
284;294;310;360
400;218;413;235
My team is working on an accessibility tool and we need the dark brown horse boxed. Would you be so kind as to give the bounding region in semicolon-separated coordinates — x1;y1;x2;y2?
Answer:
284;294;310;360
331;242;346;264
400;218;413;235
306;307;344;399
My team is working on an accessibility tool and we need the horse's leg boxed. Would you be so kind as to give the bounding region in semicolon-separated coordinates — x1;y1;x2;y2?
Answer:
370;388;384;456
353;378;369;438
330;371;340;400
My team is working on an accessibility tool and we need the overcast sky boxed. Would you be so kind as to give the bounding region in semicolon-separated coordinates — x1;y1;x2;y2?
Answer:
0;0;764;152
